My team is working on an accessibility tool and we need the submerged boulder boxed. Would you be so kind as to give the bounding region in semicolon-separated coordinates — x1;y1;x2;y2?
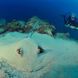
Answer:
0;17;56;36
6;19;22;32
25;16;56;36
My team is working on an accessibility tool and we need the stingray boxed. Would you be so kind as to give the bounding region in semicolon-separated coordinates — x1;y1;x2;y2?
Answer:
0;32;53;78
0;32;78;78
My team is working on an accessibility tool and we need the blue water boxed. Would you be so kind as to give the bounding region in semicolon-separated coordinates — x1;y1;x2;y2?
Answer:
0;0;78;39
0;0;78;78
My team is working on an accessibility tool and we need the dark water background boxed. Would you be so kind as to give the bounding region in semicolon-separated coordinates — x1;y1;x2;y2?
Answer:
0;0;78;39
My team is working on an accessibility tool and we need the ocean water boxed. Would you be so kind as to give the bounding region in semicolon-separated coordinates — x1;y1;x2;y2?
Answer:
0;0;78;78
0;0;78;39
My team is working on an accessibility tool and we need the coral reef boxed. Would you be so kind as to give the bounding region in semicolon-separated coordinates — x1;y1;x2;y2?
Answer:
0;16;56;36
6;19;23;32
25;16;56;36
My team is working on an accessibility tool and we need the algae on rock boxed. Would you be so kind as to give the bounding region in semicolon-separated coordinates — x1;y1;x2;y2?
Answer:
0;16;56;36
25;16;56;36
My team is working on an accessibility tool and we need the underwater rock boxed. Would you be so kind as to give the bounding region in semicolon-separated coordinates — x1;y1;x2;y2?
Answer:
25;16;56;36
0;17;56;35
6;19;21;32
6;19;26;33
18;20;25;27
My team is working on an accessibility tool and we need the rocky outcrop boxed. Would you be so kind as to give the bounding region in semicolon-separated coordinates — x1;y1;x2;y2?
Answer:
25;16;56;36
0;17;56;36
